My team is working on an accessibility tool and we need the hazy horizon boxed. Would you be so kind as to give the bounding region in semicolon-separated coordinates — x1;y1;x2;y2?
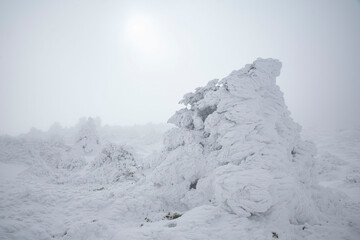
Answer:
1;0;360;135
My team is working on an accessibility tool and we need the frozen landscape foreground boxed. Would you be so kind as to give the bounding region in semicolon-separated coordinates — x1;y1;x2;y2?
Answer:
0;59;359;240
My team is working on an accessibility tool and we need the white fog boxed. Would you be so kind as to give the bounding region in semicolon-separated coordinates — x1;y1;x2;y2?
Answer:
0;1;359;240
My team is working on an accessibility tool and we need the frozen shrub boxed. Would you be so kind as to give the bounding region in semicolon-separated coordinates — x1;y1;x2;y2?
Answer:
90;143;139;183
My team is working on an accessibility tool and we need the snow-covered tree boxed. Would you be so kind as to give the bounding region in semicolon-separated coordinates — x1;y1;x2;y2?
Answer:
148;58;336;235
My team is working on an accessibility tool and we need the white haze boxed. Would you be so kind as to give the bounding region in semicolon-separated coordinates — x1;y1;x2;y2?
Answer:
0;0;359;135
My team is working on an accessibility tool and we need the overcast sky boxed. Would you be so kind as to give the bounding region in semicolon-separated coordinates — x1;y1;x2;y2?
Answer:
1;0;359;135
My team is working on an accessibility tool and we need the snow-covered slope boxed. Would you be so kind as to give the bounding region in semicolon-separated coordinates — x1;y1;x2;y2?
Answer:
0;59;358;240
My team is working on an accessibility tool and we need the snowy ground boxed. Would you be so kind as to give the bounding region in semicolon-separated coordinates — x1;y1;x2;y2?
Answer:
0;59;358;239
302;127;360;227
0;125;358;240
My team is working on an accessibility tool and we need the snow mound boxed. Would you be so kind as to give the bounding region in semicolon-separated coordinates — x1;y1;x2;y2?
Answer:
150;58;336;229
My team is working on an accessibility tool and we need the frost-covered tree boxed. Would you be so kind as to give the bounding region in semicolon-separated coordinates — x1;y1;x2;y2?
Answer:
148;58;338;236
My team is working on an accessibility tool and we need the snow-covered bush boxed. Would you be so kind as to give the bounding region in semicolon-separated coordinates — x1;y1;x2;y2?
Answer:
88;143;140;184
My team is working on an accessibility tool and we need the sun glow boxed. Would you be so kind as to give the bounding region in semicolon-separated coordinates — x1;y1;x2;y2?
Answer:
125;15;163;58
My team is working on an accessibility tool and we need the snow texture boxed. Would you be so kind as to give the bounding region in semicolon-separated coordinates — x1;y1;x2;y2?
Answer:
0;58;359;240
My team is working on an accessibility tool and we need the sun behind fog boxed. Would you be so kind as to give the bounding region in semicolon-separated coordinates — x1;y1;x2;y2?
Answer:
125;15;163;58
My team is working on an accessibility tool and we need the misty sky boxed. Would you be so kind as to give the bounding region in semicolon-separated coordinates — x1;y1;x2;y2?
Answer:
1;0;359;135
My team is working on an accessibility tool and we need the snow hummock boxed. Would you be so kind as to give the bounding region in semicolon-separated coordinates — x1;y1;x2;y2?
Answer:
0;59;359;240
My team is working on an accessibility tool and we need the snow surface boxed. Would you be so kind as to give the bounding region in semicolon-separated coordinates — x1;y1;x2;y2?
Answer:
0;59;359;239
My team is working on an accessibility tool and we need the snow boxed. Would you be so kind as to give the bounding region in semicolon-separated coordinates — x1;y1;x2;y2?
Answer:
0;59;359;239
0;162;27;181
